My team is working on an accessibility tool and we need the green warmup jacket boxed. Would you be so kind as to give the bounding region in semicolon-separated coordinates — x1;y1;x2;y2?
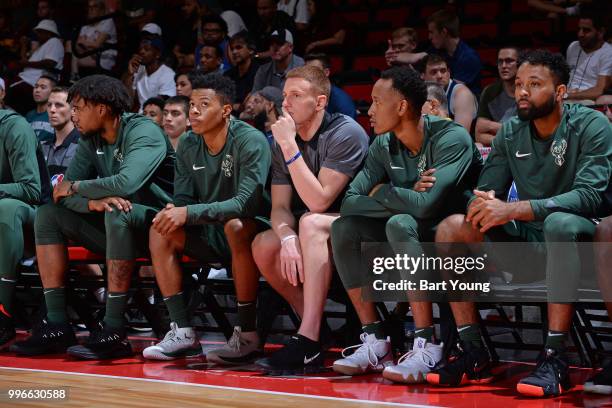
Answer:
174;118;271;224
472;103;612;220
342;115;483;219
0;109;50;204
63;113;175;212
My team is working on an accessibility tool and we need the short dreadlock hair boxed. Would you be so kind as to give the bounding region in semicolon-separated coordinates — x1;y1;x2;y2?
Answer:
68;75;132;116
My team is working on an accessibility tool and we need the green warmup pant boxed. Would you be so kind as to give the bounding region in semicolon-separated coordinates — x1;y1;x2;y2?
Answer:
0;198;36;313
331;214;437;290
486;212;597;302
35;202;159;260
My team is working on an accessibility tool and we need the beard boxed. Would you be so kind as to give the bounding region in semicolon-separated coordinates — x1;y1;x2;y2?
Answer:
253;110;268;133
517;94;556;121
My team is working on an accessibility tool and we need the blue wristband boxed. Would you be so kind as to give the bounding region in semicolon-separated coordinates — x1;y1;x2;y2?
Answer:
285;151;302;166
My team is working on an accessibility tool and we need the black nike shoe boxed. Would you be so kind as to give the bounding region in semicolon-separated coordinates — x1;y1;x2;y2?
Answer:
256;334;325;375
584;361;612;395
426;341;494;386
10;319;76;355
0;305;15;350
67;322;132;360
517;348;572;397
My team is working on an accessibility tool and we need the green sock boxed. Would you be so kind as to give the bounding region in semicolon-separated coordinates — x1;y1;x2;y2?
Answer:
545;330;568;352
414;325;435;342
44;287;67;324
164;292;190;328
237;301;256;332
103;292;128;329
457;323;483;347
0;277;16;315
362;321;385;340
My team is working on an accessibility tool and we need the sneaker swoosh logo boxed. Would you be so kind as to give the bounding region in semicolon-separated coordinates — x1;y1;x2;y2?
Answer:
515;151;532;158
107;293;127;298
304;352;320;364
0;277;16;283
96;149;104;155
390;165;404;170
193;164;206;171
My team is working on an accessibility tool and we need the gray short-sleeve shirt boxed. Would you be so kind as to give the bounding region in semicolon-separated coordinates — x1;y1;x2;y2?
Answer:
271;112;369;214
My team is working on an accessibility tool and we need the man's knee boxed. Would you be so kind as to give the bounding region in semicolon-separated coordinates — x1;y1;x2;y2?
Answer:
224;218;256;246
543;212;592;241
385;214;418;242
299;212;333;241
149;226;182;254
435;214;470;242
595;215;612;242
252;230;280;264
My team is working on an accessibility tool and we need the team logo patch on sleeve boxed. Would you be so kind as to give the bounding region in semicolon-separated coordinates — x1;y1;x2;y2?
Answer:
550;139;567;167
113;148;124;163
222;154;234;177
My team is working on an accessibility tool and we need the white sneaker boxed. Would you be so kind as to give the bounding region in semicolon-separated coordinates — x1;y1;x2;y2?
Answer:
383;337;443;383
206;326;262;365
333;333;393;376
142;322;203;360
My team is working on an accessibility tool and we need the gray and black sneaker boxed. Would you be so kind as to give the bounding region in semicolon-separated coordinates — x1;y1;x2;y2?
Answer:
206;326;262;365
143;322;203;360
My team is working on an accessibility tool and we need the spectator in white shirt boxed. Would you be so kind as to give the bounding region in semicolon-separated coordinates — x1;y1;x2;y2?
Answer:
123;37;176;111
7;19;63;114
566;5;612;102
277;0;309;31
70;0;118;77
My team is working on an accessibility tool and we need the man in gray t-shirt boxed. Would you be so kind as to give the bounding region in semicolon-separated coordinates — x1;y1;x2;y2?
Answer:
252;65;369;373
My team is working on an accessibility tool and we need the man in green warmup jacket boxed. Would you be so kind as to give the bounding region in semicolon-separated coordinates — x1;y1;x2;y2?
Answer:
11;75;175;360
0;109;51;349
329;66;483;382
142;73;271;363
426;50;612;397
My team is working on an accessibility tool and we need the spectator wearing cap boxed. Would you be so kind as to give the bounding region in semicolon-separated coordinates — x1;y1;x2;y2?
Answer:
225;31;260;111
199;44;224;75
304;53;356;118
251;29;304;93
240;86;283;139
123;0;159;54
141;23;162;38
195;15;231;72
25;73;56;142
6;19;64;115
124;37;176;111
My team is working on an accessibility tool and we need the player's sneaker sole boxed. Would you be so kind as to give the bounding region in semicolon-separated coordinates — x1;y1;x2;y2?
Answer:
426;372;494;386
516;382;570;397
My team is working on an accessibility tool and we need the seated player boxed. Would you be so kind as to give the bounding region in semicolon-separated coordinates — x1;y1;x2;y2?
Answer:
142;73;271;362
251;65;369;373
329;66;482;382
585;190;612;395
0;109;50;349
11;75;176;360
428;50;612;397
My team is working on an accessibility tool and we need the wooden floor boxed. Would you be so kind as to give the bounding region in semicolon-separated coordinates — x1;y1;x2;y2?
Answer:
0;368;421;408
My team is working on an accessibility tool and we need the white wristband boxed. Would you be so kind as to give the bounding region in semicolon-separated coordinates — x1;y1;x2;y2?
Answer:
280;234;298;245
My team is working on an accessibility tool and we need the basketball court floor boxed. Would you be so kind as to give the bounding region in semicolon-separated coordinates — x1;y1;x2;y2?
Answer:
0;333;608;407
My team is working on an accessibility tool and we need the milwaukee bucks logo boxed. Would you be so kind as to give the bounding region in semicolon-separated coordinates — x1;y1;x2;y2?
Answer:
113;148;124;163
550;139;567;167
417;154;427;176
221;154;234;177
